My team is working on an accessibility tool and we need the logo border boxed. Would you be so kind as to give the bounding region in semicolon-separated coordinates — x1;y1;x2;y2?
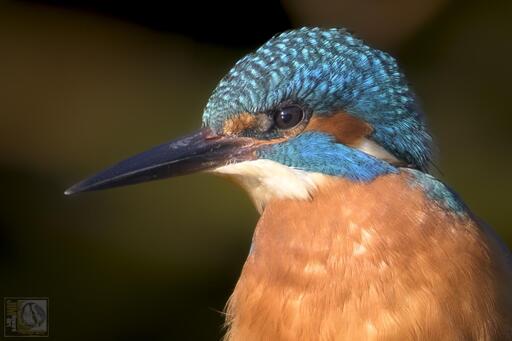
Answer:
3;297;49;338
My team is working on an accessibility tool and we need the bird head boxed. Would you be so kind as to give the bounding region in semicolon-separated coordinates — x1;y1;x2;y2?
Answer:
66;28;431;210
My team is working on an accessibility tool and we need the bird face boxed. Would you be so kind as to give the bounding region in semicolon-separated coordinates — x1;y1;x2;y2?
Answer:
65;28;431;209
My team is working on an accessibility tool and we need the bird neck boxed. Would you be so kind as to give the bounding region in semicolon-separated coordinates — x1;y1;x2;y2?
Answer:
223;171;509;340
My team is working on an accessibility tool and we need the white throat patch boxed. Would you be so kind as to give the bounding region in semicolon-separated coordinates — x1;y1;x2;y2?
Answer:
212;160;327;213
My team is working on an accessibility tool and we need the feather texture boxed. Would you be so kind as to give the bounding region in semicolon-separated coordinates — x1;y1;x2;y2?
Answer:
203;28;431;170
224;171;512;340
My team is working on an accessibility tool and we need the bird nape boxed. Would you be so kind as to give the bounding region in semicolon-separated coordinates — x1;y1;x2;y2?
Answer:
66;28;512;339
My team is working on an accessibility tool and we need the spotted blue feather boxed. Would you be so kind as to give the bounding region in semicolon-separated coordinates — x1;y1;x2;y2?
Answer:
203;28;431;170
203;27;432;178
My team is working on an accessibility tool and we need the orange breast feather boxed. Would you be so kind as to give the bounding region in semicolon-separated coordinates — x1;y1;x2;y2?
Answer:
224;172;512;340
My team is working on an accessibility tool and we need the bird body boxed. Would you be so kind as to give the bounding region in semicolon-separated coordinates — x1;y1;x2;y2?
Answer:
224;170;512;340
66;28;512;340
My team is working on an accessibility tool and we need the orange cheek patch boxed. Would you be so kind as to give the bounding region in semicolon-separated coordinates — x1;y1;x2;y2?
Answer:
305;112;373;145
223;113;258;135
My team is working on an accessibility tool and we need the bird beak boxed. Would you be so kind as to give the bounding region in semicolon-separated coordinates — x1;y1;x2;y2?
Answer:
64;128;253;195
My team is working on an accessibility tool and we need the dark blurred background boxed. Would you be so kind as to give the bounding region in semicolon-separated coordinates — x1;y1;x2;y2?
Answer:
0;0;511;339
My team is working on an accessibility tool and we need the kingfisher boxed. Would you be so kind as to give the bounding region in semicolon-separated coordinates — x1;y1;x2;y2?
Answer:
66;28;512;340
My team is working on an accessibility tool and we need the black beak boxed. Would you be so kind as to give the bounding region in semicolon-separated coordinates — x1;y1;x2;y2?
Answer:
64;128;253;195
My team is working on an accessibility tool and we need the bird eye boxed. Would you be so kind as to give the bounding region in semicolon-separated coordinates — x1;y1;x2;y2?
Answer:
274;105;304;129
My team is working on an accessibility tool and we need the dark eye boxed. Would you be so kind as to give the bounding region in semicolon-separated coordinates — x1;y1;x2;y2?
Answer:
274;105;304;129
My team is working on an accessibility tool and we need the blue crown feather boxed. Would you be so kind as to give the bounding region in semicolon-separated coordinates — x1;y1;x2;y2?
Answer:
203;27;431;170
